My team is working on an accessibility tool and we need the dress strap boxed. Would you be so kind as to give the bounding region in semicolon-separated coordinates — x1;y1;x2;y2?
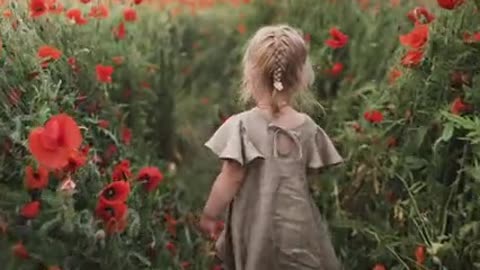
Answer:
268;124;303;160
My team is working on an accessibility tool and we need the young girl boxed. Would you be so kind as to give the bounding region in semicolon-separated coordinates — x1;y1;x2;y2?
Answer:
200;24;343;270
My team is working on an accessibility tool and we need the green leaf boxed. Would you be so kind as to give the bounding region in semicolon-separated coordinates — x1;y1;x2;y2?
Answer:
128;252;151;267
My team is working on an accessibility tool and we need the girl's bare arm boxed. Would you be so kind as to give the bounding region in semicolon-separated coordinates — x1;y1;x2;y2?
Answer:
202;160;246;219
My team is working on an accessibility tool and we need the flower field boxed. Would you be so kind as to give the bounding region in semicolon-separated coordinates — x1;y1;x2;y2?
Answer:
0;0;480;269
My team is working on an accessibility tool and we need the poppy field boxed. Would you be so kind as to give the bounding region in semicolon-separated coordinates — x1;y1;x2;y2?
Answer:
1;0;480;269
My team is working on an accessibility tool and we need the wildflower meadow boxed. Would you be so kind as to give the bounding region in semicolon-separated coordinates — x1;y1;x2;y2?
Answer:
0;0;479;269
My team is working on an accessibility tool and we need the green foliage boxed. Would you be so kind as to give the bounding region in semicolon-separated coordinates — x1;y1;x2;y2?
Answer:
1;0;480;269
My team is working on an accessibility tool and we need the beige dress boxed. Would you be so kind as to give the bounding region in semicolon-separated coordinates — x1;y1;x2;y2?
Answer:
205;108;343;270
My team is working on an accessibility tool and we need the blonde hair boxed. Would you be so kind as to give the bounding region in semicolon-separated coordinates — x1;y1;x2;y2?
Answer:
240;24;317;113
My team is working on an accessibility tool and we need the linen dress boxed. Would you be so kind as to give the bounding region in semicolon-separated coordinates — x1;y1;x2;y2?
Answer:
205;107;343;270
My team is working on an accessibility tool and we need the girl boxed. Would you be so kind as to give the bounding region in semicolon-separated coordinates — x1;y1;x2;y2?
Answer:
200;25;343;270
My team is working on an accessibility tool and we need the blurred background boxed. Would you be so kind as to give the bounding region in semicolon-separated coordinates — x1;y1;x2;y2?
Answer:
0;0;479;269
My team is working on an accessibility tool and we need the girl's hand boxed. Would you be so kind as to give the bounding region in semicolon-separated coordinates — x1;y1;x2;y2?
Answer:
199;213;217;240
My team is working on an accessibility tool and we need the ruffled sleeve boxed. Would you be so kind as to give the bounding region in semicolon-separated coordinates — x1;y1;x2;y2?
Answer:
205;116;264;166
307;126;343;170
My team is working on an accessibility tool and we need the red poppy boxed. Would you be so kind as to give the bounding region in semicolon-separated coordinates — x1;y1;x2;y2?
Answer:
134;0;143;4
89;4;109;18
166;241;176;255
137;166;164;192
37;45;62;61
237;23;246;35
141;81;151;90
181;261;191;269
99;181;131;203
123;7;137;22
373;264;386;270
112;159;132;181
437;0;464;9
12;242;29;259
399;24;429;49
96;65;114;83
98;119;110;129
325;27;348;49
212;265;223;270
3;9;12;18
105;214;128;234
103;144;118;161
450;97;470;115
30;0;48;18
47;0;64;14
25;165;49;190
66;8;88;25
415;245;426;265
463;32;480;43
80;0;91;3
112;56;124;65
95;199;127;221
121;127;132;145
164;213;178;237
364;110;384;123
407;7;435;24
28;114;83;170
67;57;80;73
328;62;344;76
304;33;311;43
386;136;397;148
64;145;89;173
388;68;402;85
401;50;424;68
20;201;41;219
113;22;126;40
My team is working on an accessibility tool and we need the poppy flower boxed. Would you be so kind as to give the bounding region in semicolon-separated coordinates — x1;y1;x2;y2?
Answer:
112;159;132;181
415;245;426;265
121;127;132;145
112;56;124;65
64;145;89;173
388;68;402;85
181;261;191;269
37;45;62;61
3;9;12;18
96;65;114;83
66;8;88;25
20;201;41;219
47;0;64;14
105;214;128;234
325;27;349;49
304;33;311;43
212;265;223;270
30;0;48;18
103;144;118;162
328;62;344;76
95;199;127;225
399;24;429;49
28;114;83;170
12;242;29;259
67;57;80;73
25;165;49;190
407;7;435;24
89;4;109;18
437;0;464;10
164;213;178;237
134;0;143;4
364;110;384;123
99;181;131;203
450;97;470;115
98;119;110;129
463;32;480;43
373;264;386;270
80;0;91;3
137;166;164;192
166;241;176;255
351;122;363;133
237;23;246;35
401;50;424;68
113;22;126;40
123;7;137;22
386;136;397;148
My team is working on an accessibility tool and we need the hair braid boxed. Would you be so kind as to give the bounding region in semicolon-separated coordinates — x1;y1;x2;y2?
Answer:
272;30;289;92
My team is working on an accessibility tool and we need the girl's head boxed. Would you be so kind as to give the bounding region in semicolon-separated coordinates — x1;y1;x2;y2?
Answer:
241;25;315;112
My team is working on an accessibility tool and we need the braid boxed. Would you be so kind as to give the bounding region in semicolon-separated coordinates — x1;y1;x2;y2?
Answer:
272;30;288;92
